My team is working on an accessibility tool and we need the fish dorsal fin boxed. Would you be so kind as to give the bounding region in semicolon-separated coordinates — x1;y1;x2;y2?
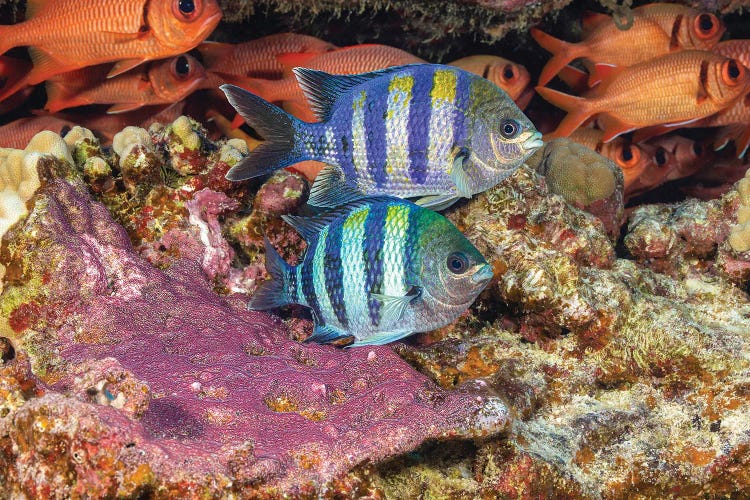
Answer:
293;65;407;121
697;59;709;103
308;164;366;208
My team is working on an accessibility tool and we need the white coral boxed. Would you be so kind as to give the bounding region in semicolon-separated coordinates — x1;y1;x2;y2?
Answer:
112;126;153;166
0;131;73;291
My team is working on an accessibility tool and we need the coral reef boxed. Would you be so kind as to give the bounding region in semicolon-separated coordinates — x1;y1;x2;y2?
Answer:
383;168;750;497
0;124;509;496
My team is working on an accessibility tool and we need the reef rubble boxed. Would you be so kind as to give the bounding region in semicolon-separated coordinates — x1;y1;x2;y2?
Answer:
2;116;750;497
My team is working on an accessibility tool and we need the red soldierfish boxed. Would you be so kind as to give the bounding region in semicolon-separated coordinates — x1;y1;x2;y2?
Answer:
0;0;222;101
198;33;337;80
537;50;750;142
45;54;207;114
532;3;724;86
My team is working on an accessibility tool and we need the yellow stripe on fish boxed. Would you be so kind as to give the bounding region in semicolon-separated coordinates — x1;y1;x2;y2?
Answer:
385;74;414;178
382;204;409;311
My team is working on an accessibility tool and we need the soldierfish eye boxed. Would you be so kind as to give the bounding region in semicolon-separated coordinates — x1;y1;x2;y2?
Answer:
694;13;719;39
722;59;743;86
173;0;201;20
447;252;470;274
179;0;195;14
502;64;516;82
654;148;667;167
500;119;519;139
693;142;704;156
174;55;191;78
616;143;641;168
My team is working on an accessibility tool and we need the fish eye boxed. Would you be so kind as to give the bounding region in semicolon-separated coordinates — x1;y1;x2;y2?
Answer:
174;56;191;77
502;64;516;81
500;119;519;139
179;0;195;14
173;0;201;20
654;148;667;167
693;142;704;156
617;143;641;168
694;13;719;38
721;59;743;85
446;252;470;274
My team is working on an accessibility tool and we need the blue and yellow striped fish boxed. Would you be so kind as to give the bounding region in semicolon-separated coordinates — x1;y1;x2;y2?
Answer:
249;196;494;346
221;63;543;210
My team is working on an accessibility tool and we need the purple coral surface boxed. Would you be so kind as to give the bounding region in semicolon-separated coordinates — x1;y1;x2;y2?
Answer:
1;177;508;495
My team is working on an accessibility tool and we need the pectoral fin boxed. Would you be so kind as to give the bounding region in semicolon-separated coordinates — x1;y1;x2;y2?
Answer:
414;194;460;211
306;323;352;344
372;287;421;326
108;58;148;78
450;146;473;197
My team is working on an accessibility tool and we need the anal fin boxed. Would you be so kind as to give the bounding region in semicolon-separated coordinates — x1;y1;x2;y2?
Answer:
306;323;352;344
348;330;414;347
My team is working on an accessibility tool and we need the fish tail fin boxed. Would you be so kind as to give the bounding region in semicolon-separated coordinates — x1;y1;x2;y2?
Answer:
247;237;294;310
44;78;85;113
535;86;593;138
530;28;585;86
221;84;309;180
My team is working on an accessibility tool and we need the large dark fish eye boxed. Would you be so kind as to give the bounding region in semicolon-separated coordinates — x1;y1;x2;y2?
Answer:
175;56;191;77
694;13;719;39
502;64;516;81
655;148;667;166
179;0;196;14
722;59;743;86
500;119;519;139
693;142;704;156
446;252;470;274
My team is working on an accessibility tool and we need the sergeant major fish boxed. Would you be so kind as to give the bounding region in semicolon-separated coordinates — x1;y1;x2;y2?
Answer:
221;63;543;210
249;196;494;346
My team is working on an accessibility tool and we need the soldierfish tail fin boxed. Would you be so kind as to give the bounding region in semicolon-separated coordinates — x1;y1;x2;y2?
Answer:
221;83;307;181
535;86;594;138
530;28;586;87
247;237;294;310
44;79;87;113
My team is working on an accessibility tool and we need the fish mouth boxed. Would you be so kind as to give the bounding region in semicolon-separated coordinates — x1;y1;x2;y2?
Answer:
522;131;544;152
471;264;494;285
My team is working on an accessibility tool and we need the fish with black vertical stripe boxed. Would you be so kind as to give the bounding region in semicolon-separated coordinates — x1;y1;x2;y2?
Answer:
248;196;493;346
220;63;542;211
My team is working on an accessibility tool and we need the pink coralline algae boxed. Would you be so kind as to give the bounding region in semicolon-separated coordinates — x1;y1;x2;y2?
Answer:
0;174;509;496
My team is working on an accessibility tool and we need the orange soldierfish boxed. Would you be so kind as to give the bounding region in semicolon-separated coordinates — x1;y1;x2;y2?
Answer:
566;127;650;190
649;135;711;182
537;50;750;143
532;3;724;86
225;44;425;123
45;54;207;114
712;39;750;68
0;115;79;149
198;33;337;80
0;0;222;102
446;55;532;106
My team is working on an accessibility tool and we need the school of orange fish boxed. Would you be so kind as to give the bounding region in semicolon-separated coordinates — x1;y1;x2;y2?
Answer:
0;0;747;201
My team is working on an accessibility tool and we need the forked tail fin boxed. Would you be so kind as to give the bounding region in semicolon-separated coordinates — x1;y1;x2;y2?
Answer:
535;86;594;138
531;28;587;87
221;84;308;180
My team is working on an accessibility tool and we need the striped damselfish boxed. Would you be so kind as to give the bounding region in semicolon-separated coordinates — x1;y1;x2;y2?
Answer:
249;196;494;346
221;63;543;210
